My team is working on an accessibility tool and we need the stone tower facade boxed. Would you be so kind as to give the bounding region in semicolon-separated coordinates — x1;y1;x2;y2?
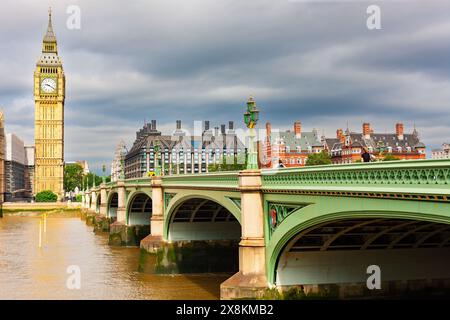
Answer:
34;9;65;199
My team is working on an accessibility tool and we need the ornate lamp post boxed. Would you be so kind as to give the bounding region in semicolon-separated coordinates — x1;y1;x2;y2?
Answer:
244;96;260;170
102;164;106;184
376;141;386;161
154;141;162;176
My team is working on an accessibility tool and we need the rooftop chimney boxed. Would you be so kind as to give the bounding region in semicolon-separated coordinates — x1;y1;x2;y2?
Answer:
396;123;404;140
176;120;181;130
204;120;210;131
151;120;156;130
228;121;234;130
221;124;226;135
362;123;371;139
337;128;345;144
294;121;302;137
266;122;272;137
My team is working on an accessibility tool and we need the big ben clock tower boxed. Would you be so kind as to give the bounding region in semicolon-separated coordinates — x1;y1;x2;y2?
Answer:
34;8;65;199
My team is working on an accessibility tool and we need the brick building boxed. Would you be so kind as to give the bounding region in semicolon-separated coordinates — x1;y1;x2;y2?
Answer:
260;121;323;168
323;123;426;164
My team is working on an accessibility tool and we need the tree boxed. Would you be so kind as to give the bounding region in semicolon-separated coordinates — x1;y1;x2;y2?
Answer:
64;163;84;192
84;172;110;187
36;190;58;202
306;151;332;166
382;153;400;161
208;154;247;172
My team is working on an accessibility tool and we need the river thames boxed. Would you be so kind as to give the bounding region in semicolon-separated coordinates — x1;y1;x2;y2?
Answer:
0;214;228;300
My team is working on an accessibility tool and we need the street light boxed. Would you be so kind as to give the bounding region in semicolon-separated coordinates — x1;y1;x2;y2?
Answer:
102;164;106;184
244;96;260;170
154;141;162;176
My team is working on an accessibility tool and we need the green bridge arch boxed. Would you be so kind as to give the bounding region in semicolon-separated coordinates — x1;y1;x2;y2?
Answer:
106;189;118;219
125;190;153;226
266;195;450;285
164;190;242;241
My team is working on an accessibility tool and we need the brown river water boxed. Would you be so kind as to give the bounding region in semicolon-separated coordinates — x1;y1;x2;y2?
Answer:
0;214;228;300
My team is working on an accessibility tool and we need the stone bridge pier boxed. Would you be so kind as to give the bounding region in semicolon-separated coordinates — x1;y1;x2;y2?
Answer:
220;170;268;299
140;177;164;252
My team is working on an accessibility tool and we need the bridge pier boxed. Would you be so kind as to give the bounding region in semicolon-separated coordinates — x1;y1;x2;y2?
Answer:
99;185;107;216
109;180;150;246
90;192;97;213
221;170;268;300
83;192;90;210
116;180;126;223
141;177;164;252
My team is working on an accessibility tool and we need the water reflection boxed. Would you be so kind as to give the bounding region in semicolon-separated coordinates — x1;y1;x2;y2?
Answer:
0;215;228;300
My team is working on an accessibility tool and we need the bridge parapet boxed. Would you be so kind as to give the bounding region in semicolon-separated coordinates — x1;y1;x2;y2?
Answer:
124;178;151;186
162;171;240;190
261;159;450;201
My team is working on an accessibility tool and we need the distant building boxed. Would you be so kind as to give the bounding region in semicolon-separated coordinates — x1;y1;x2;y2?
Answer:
76;160;90;174
260;121;324;168
432;143;450;159
323;123;426;164
65;160;90;175
111;141;127;182
24;146;35;198
5;134;34;201
0;112;5;203
124;120;246;178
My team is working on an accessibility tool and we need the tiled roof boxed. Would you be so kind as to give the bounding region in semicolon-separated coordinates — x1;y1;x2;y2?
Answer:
347;132;424;152
272;130;323;150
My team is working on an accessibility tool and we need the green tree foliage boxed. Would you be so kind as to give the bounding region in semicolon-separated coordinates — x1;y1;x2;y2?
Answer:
64;163;84;192
85;172;109;187
208;154;247;172
381;153;401;161
306;151;332;166
36;190;58;202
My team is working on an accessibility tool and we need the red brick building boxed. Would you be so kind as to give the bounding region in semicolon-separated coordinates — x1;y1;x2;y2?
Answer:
259;121;323;168
322;123;426;164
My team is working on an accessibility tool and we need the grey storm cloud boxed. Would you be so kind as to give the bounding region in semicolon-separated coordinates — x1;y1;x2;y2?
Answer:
0;0;450;173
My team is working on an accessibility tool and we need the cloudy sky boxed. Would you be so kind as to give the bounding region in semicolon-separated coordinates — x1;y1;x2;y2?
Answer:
1;0;450;173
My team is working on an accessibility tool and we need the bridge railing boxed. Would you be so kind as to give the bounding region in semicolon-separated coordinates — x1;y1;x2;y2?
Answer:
261;159;450;196
162;171;240;189
124;178;152;185
97;159;450;197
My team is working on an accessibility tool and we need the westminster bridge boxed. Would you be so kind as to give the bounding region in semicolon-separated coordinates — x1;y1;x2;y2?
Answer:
82;159;450;299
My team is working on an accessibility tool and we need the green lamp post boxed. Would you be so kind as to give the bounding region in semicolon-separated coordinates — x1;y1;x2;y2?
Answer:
92;173;96;188
244;96;260;170
102;164;106;184
154;141;162;176
377;141;386;160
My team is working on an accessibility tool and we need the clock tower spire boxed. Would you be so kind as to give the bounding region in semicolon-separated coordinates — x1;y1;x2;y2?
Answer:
34;8;65;200
42;7;58;53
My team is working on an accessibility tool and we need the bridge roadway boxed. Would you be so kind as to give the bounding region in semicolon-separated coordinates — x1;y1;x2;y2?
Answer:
82;159;450;299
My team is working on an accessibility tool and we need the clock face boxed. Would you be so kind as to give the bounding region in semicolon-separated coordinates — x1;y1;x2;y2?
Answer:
41;78;56;93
